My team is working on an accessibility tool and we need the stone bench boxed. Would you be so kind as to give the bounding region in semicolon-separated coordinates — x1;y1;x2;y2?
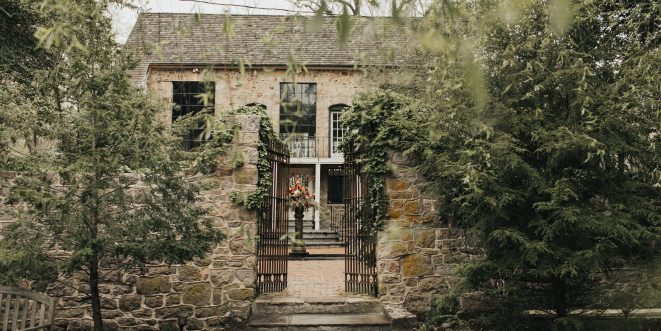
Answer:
0;286;56;331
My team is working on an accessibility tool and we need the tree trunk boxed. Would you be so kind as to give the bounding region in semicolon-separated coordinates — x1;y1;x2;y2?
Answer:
552;280;569;318
89;259;104;330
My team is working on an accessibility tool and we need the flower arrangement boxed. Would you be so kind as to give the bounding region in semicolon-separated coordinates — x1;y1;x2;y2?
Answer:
288;175;317;210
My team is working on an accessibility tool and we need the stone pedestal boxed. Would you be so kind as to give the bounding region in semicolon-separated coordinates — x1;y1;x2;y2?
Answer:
291;206;309;256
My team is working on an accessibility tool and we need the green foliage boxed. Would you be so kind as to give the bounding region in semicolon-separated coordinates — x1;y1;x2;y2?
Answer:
0;0;53;83
345;0;659;328
340;91;419;231
0;0;225;329
422;0;658;327
225;105;278;210
420;292;467;331
0;220;57;291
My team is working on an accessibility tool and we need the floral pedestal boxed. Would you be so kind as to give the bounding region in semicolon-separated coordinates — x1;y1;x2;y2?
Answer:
290;206;309;256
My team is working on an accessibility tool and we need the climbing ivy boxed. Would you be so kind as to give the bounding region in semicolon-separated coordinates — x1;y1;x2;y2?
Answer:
340;91;420;231
226;105;278;210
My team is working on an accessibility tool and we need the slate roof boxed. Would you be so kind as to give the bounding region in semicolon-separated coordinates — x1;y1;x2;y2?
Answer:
124;13;409;85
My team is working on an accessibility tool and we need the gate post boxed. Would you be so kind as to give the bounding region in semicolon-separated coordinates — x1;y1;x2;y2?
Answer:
206;114;262;320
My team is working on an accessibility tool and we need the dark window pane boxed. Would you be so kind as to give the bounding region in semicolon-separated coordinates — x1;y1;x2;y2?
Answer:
327;167;345;204
172;81;215;150
279;83;316;136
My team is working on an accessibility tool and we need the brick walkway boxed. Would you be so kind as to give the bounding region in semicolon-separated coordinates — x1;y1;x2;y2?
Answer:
284;260;344;297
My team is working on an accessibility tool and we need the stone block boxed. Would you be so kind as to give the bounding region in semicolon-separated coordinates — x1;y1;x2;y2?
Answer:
58;308;86;318
388;178;411;191
103;270;123;283
101;309;124;319
119;295;142;311
380;273;401;285
227;288;254;301
229;239;250;255
236;269;256;287
404;201;421;215
417;276;447;293
132;309;154;319
390;191;414;200
403;292;432;315
389;284;406;296
210;269;234;287
216;165;234;176
111;284;132;295
195;306;221;318
382;242;413;258
415;229;436;248
136;276;171;295
155;305;194;319
165;293;181;306
388;207;403;219
212;288;223;305
101;297;118;310
234;165;258;185
401;255;432;278
182;283;212;305
178;265;202;282
144;295;164;308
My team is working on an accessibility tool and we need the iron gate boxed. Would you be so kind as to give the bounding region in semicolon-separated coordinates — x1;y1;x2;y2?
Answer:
343;150;378;296
256;140;290;294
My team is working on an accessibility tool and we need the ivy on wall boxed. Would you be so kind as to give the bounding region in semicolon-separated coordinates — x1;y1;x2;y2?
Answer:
226;105;278;210
340;91;420;231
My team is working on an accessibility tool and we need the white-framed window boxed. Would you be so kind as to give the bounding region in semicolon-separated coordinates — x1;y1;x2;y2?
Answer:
329;105;347;157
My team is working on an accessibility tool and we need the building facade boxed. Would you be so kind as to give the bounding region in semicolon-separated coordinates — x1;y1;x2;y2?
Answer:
126;13;405;230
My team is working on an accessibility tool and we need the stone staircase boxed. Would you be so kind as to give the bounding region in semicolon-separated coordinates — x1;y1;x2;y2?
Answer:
247;295;416;330
287;222;344;249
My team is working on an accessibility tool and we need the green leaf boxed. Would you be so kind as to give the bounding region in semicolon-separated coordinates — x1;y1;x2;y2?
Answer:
336;5;352;46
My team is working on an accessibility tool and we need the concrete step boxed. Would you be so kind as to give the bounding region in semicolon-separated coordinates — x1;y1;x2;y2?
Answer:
252;296;382;314
287;225;316;231
287;228;340;236
247;313;391;330
249;296;417;330
301;241;344;247
296;233;340;240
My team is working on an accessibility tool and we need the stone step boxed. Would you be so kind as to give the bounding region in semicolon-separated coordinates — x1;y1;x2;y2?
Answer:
300;241;344;247
252;296;382;315
249;296;416;331
287;229;338;234
298;233;340;240
287;225;316;230
247;313;391;330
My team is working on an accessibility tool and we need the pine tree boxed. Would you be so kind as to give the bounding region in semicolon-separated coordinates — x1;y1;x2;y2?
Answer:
0;1;224;329
344;1;659;328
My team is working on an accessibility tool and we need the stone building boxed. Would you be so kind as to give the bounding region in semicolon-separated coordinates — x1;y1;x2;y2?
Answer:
125;13;406;231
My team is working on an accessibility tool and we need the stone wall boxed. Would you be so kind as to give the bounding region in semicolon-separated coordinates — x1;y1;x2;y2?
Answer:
377;152;481;317
146;68;367;138
1;115;262;331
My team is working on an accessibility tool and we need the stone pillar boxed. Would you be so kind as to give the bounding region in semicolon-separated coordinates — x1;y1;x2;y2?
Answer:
314;163;321;230
376;151;480;318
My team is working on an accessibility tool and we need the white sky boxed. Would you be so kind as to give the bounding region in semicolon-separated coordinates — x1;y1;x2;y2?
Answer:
109;0;400;43
110;0;308;43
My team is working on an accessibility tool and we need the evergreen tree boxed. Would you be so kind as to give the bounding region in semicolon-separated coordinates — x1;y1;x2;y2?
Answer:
345;0;659;328
415;1;660;327
0;1;224;329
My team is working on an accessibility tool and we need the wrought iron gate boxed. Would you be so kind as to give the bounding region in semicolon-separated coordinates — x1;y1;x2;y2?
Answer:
256;140;290;294
343;150;378;296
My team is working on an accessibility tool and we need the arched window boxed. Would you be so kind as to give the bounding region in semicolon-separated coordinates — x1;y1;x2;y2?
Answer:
329;104;349;157
245;102;266;110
